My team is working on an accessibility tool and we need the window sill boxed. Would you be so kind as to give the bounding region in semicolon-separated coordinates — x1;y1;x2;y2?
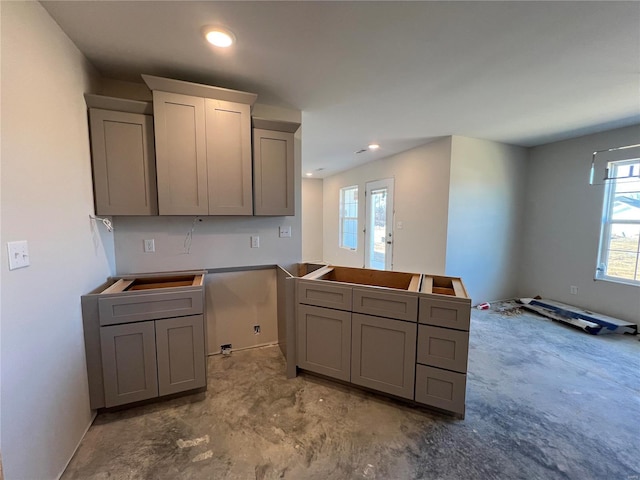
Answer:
593;276;640;287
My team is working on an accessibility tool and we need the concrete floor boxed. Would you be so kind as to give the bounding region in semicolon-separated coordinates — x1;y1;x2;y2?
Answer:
62;305;639;480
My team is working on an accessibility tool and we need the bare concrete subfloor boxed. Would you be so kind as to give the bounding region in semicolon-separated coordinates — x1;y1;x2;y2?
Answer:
62;306;639;480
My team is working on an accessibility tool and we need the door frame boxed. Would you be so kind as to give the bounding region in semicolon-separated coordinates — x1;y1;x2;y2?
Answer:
364;178;395;270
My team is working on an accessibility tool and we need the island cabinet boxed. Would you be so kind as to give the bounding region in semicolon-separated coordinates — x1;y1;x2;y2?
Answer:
82;272;207;409
252;118;300;216
84;94;158;216
292;265;471;418
143;75;257;215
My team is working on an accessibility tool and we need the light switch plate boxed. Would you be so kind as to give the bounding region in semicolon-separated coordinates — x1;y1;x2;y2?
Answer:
143;239;155;253
279;226;292;238
7;240;30;270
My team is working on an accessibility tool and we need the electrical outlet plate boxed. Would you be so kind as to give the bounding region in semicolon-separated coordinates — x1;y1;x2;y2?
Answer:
7;241;30;270
279;226;292;238
251;235;260;248
570;286;578;295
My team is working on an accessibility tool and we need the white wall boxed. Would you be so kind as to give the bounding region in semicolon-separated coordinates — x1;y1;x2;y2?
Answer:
0;3;115;479
302;178;324;261
446;136;527;303
323;138;452;273
520;125;640;324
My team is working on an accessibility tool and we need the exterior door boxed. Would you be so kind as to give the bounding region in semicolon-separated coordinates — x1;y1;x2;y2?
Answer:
364;178;394;270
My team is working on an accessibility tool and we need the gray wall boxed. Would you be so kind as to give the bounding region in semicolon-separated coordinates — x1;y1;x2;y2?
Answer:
323;138;452;273
520;125;640;324
0;3;115;478
302;178;324;262
446;136;528;303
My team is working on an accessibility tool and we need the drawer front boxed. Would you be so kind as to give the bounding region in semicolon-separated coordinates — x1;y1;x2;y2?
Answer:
99;290;204;326
415;365;466;415
417;325;469;373
297;280;352;311
297;305;351;382
419;298;470;330
351;313;417;400
353;288;418;322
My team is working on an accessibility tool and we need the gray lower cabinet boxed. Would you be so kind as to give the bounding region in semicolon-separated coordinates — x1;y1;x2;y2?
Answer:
415;365;466;415
297;305;351;381
156;315;206;395
100;321;159;408
416;325;469;374
351;313;417;400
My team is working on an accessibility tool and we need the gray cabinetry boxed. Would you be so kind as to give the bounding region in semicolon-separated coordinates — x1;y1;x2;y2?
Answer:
206;99;253;215
351;313;417;400
292;266;471;418
100;321;158;407
252;118;300;216
297;305;351;381
85;95;157;216
353;287;418;321
143;75;257;216
152;91;208;215
156;315;206;395
297;280;352;311
82;272;206;410
415;365;466;415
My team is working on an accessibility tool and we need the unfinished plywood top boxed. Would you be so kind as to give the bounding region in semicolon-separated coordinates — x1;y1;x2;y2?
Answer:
298;264;470;302
96;271;205;295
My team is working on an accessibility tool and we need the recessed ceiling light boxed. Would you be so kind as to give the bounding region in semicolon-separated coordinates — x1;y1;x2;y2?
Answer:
204;27;235;48
368;144;380;150
305;172;313;177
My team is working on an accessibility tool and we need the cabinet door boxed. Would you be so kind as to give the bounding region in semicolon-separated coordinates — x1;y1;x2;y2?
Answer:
253;128;294;216
153;91;208;215
205;99;253;215
89;108;157;215
156;315;206;396
100;321;158;407
351;313;416;399
297;305;351;381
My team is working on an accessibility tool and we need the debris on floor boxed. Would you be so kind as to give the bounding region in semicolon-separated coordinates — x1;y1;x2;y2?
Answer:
489;300;524;317
519;297;637;335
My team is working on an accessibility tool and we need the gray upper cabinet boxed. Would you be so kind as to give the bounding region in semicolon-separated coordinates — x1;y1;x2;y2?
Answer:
206;99;253;215
152;91;208;215
252;118;300;216
85;95;157;216
143;74;257;216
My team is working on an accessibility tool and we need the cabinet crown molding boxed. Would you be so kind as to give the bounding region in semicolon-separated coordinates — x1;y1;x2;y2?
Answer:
84;93;153;115
142;74;257;106
252;117;301;133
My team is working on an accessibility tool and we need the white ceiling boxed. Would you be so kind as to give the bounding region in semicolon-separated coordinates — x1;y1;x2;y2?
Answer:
42;1;640;178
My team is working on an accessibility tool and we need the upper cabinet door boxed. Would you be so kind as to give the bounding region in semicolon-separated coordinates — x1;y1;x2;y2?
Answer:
89;108;157;215
252;118;299;216
153;91;208;215
205;99;253;215
253;128;295;216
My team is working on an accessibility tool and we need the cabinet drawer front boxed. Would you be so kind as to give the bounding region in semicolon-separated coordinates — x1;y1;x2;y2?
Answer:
297;305;351;382
100;321;158;408
353;288;418;321
415;365;466;415
351;313;416;400
99;290;204;326
297;280;352;311
417;325;469;373
419;298;470;330
156;315;206;396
